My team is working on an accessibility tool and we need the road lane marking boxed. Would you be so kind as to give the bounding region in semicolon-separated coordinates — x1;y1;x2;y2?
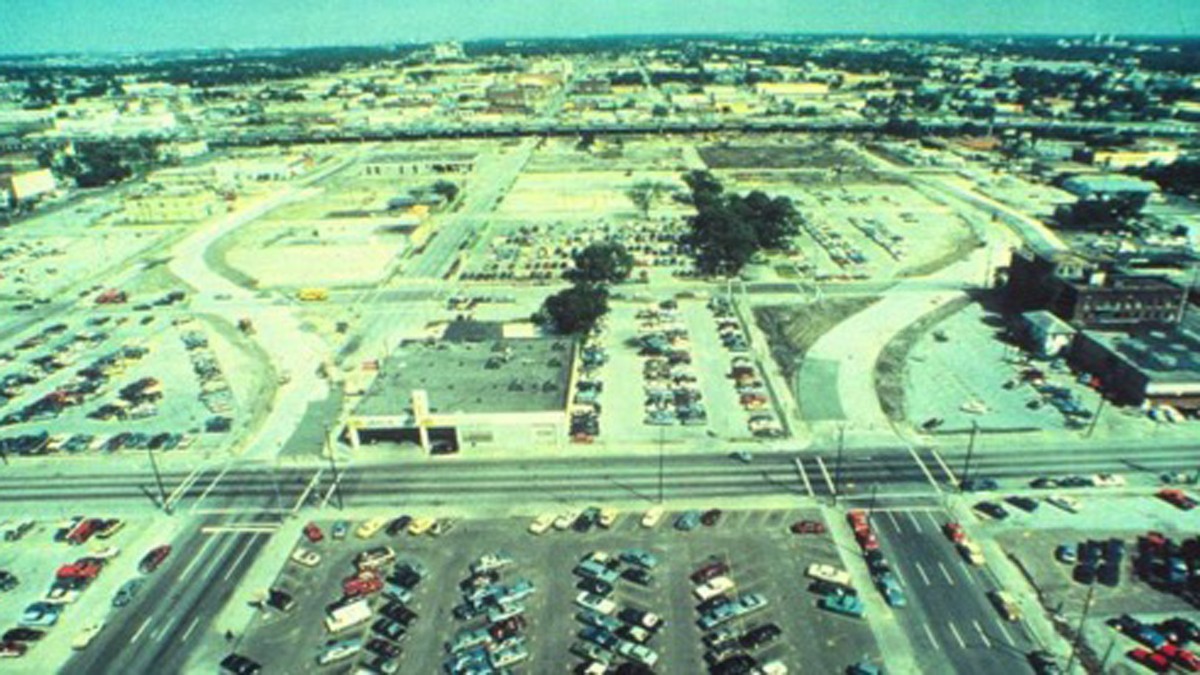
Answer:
994;618;1015;646
180;616;200;643
814;456;836;495
924;511;940;529
293;469;324;513
191;464;232;512
930;449;959;486
938;562;956;586
224;540;256;582
165;465;206;510
908;447;942;492
922;623;941;650
130;617;152;644
793;458;814;498
906;511;924;534
948;622;967;649
886;511;901;532
914;561;932;586
973;620;993;648
179;536;221;582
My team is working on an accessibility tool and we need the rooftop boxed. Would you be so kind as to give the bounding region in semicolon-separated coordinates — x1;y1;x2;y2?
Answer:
1086;323;1200;385
363;152;476;163
1062;174;1158;196
355;327;575;418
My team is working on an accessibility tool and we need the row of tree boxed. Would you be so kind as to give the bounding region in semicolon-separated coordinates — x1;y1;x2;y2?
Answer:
537;241;634;335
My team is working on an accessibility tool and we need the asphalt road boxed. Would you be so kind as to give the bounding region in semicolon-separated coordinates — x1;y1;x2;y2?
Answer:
873;508;1036;675
64;512;277;675
0;441;1195;512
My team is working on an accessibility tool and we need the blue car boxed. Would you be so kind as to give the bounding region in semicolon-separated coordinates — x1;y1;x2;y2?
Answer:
675;511;701;531
20;602;61;627
620;549;659;569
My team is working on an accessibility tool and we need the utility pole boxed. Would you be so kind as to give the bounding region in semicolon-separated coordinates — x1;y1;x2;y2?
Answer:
1085;397;1107;438
324;425;344;510
1098;636;1118;672
147;447;169;514
1065;583;1096;674
960;421;979;492
833;425;846;506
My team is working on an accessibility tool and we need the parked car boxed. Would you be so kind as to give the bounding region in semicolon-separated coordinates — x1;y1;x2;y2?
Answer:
974;501;1009;520
675;511;701;531
790;519;826;535
303;522;324;542
138;545;171;573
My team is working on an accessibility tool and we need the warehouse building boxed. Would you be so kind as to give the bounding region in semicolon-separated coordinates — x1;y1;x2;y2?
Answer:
345;322;575;454
360;152;475;177
1072;324;1200;411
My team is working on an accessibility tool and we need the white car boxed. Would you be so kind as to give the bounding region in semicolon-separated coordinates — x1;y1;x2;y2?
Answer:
290;547;321;567
694;576;736;601
641;506;665;528
528;513;555;535
554;509;582;531
355;517;388;539
1047;494;1082;513
89;546;121;560
598;507;618;529
1091;473;1126;488
574;592;616;615
72;622;104;650
805;563;852;587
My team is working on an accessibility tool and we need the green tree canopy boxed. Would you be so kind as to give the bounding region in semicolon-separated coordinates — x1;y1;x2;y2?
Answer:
566;241;634;285
540;284;609;335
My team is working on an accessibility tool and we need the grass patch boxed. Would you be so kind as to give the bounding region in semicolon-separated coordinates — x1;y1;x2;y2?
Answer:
754;297;881;380
875;296;973;422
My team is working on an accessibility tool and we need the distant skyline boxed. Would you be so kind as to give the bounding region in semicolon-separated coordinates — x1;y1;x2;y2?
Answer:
2;0;1199;57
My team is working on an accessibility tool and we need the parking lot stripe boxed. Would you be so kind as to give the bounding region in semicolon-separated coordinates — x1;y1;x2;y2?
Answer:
814;456;836;494
907;446;942;492
948;621;967;649
929;449;959;486
793;458;814;497
180;616;200;643
924;511;940;530
886;511;901;532
914;561;932;586
224;540;255;582
905;511;924;534
972;620;993;648
937;561;955;586
130;617;153;644
922;623;941;650
165;465;207;511
293;469;324;513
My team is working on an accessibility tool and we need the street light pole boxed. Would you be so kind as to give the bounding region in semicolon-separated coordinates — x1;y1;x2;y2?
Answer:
657;426;665;506
324;424;344;510
1085;397;1106;438
960;421;979;492
147;447;169;514
1065;583;1096;674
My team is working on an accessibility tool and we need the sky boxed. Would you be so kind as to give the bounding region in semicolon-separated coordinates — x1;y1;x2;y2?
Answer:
2;0;1198;56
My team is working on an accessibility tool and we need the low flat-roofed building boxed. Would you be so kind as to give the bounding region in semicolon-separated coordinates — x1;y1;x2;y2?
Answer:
123;187;222;224
360;152;475;177
2;168;56;202
1022;310;1078;358
1072;323;1200;410
1061;174;1158;199
346;321;575;454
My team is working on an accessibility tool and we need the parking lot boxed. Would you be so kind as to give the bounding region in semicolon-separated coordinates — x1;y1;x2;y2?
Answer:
236;508;882;674
0;308;262;459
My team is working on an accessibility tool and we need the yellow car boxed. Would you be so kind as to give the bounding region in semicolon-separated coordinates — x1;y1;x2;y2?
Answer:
407;517;435;536
355;517;387;539
598;507;619;529
528;513;555;535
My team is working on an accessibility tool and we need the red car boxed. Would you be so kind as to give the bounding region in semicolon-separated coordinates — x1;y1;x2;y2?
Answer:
856;529;880;551
139;545;172;574
847;510;870;532
690;561;730;585
67;519;105;546
701;509;723;527
56;561;103;580
1158;489;1198;511
943;522;965;544
489;616;526;642
1130;648;1171;673
342;571;383;598
303;522;324;543
790;520;826;535
0;641;26;658
1160;643;1200;672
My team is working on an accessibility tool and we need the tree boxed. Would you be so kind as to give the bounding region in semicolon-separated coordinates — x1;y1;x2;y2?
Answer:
566;242;634;285
540;284;609;335
686;208;759;276
430;179;459;203
626;180;669;217
682;170;724;207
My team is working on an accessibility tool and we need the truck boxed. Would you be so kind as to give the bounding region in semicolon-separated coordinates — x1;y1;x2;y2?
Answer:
324;598;372;633
297;288;329;302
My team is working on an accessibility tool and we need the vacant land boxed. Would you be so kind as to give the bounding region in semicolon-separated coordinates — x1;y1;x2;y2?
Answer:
754;297;881;380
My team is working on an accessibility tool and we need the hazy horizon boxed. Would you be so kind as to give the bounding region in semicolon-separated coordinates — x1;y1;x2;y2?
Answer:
2;0;1199;58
